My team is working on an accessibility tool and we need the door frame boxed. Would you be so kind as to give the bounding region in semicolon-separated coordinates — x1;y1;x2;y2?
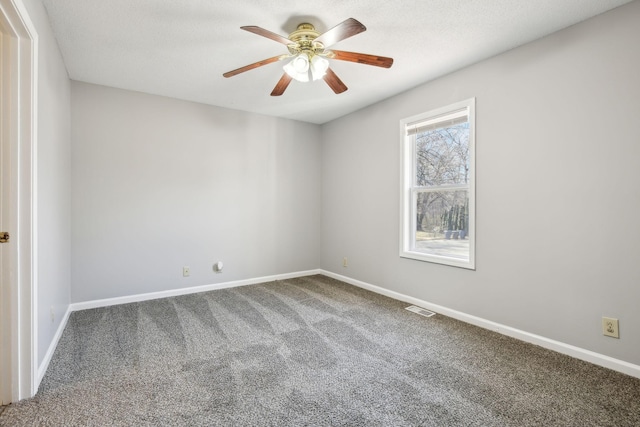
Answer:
0;0;37;402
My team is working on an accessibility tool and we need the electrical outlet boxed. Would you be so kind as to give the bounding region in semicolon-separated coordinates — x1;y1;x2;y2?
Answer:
343;257;348;267
602;317;619;338
183;266;190;277
213;261;223;273
50;306;55;323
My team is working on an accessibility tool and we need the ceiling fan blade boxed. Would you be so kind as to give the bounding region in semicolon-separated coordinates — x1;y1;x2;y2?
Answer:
330;50;394;68
241;26;292;46
314;18;366;48
271;73;293;96
323;68;348;94
223;55;283;78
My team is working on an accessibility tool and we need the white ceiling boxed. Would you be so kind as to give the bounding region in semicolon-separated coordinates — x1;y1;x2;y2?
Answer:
41;0;632;124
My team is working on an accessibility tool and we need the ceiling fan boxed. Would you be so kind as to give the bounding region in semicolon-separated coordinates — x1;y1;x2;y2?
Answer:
222;18;393;96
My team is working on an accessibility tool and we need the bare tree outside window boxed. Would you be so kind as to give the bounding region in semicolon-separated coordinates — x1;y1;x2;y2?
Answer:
415;123;469;237
400;98;475;269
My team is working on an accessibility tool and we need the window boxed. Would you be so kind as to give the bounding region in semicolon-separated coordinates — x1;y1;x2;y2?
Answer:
400;98;475;269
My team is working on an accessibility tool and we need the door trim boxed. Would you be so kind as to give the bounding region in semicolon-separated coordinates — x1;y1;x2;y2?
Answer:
0;0;38;402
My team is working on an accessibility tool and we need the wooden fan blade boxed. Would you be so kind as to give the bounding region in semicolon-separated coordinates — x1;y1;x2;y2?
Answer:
314;18;366;48
323;68;348;94
271;73;293;96
223;56;283;78
241;26;292;45
330;50;394;68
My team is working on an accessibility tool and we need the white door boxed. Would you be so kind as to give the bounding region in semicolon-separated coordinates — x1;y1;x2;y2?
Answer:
0;20;13;405
0;0;37;402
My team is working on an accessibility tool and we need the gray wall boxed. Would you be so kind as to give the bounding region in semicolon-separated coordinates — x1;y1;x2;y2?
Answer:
66;2;638;368
71;82;321;302
321;2;640;366
22;0;72;368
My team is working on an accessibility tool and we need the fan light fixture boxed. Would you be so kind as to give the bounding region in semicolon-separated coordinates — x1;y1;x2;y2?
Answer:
222;19;394;96
283;53;329;82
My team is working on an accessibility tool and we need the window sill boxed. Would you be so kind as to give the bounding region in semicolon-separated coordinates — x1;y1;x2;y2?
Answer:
400;249;475;270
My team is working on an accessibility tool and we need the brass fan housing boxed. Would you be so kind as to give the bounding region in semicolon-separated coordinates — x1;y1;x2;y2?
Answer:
288;23;320;44
287;23;326;56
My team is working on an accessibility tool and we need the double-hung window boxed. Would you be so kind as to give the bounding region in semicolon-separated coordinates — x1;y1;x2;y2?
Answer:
400;98;475;269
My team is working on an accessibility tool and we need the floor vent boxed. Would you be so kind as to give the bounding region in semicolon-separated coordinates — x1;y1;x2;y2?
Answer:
405;305;436;317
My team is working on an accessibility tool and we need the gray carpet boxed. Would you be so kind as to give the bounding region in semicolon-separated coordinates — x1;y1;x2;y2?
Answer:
1;275;639;426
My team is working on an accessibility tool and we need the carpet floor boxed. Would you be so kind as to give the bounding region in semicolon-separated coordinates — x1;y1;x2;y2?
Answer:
1;275;639;426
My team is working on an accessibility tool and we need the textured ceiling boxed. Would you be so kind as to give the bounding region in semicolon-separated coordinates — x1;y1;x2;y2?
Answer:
41;0;632;124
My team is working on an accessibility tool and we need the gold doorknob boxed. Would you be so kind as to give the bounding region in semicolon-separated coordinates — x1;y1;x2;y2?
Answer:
0;232;9;243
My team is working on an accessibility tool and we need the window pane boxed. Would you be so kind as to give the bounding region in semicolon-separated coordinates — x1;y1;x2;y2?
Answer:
401;97;474;269
415;123;469;186
414;190;469;261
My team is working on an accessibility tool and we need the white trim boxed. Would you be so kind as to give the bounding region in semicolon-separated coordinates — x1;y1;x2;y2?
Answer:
320;269;640;379
35;268;640;386
0;0;38;401
399;98;476;270
36;305;70;385
35;270;321;384
70;269;322;312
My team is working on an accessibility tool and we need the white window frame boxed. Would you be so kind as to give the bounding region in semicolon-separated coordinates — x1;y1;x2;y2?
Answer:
399;98;475;269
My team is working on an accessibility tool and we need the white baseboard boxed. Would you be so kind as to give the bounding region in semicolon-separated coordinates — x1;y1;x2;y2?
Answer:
51;268;640;382
35;270;320;391
320;269;640;380
37;304;72;387
69;269;322;312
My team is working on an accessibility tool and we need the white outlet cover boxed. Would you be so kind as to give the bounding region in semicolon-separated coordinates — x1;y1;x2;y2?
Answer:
602;317;619;338
213;261;223;272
